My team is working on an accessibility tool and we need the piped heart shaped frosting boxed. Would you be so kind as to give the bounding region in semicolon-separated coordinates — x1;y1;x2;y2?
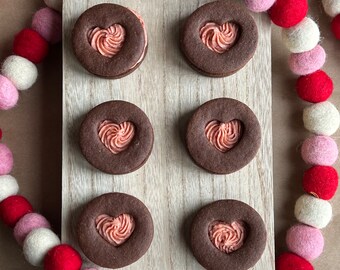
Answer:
205;119;243;152
95;214;135;246
209;220;247;254
98;120;135;154
88;24;126;58
200;22;239;54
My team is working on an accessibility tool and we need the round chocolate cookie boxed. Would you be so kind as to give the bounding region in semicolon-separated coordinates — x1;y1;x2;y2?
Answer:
72;4;147;79
77;193;154;269
186;98;261;174
80;100;154;174
180;1;258;77
191;200;267;270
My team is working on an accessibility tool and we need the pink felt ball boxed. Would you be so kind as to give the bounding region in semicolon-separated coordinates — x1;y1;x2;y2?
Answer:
244;0;276;12
13;213;51;246
0;143;14;175
289;45;326;76
0;75;19;110
301;136;338;166
286;224;324;261
32;7;62;44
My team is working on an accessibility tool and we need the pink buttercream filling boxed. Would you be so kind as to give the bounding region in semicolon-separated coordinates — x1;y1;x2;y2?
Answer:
209;221;247;254
205;119;243;152
200;22;239;53
98;120;135;154
95;214;135;246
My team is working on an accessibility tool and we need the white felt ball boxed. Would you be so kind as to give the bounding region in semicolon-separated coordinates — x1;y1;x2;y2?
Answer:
44;0;62;12
322;0;340;17
295;194;332;229
1;56;38;91
23;228;60;266
303;101;340;136
0;175;19;202
282;17;320;53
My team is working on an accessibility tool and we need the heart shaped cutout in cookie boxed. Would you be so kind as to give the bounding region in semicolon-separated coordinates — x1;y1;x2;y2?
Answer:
88;24;126;58
205;119;243;152
200;21;239;54
95;214;135;246
209;220;247;254
98;120;135;154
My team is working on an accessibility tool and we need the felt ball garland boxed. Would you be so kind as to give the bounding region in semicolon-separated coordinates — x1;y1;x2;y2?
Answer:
0;1;62;110
243;0;340;268
0;1;91;269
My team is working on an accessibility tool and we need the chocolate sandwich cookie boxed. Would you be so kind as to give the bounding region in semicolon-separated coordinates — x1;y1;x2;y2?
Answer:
77;193;154;269
72;3;147;79
180;0;258;77
80;100;154;174
191;200;267;270
186;98;261;174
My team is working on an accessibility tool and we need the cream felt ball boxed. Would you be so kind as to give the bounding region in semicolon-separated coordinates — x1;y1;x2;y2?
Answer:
301;136;338;166
0;75;19;110
44;0;62;12
244;0;276;12
303;101;340;136
0;175;19;202
23;228;60;266
1;55;38;91
286;224;324;261
295;194;332;229
282;18;320;53
322;0;340;17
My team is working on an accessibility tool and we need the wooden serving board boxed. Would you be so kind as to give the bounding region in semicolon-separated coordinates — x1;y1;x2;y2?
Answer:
62;0;274;269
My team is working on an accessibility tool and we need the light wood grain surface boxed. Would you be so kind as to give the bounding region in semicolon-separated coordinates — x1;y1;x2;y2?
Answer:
62;1;274;269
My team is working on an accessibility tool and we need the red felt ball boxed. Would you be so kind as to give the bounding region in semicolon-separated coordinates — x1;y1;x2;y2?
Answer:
303;166;338;200
44;244;82;270
0;195;33;227
296;70;333;103
276;252;314;270
268;0;308;28
13;28;49;64
331;14;340;40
